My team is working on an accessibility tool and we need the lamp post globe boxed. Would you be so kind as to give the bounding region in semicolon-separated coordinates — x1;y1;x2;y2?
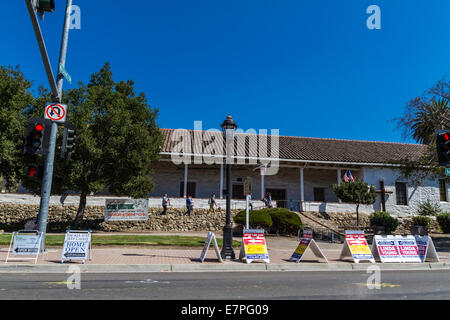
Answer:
221;116;237;260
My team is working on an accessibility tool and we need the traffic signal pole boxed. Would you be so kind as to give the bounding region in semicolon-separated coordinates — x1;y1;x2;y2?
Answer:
26;0;73;252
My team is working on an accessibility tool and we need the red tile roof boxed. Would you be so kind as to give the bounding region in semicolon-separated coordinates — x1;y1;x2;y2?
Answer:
160;128;427;165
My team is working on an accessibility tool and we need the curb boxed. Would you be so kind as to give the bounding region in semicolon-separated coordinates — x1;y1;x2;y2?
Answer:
0;262;448;274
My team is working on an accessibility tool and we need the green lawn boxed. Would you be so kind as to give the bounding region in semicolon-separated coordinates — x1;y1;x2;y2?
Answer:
0;234;241;247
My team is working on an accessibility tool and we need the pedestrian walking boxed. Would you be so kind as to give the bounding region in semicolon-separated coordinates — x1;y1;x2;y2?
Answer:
185;196;194;216
208;193;217;213
161;194;170;215
264;192;273;208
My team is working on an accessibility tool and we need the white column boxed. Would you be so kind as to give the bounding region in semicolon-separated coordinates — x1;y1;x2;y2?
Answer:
220;163;224;199
300;168;305;211
261;170;265;200
184;164;188;198
337;169;341;186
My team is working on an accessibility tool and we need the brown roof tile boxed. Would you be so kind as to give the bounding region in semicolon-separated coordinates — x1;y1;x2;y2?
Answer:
160;128;427;165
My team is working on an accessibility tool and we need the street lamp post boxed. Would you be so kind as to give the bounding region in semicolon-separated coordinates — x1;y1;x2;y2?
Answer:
221;116;237;260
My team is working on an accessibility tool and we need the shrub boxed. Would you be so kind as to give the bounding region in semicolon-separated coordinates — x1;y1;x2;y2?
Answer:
437;213;450;234
369;211;399;234
267;208;302;235
416;199;442;217
233;208;302;235
234;209;273;231
412;216;432;229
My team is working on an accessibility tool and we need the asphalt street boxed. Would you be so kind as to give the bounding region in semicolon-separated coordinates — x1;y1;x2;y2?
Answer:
0;270;449;300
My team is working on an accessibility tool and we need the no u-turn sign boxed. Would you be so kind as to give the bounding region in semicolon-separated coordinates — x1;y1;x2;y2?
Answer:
44;103;67;123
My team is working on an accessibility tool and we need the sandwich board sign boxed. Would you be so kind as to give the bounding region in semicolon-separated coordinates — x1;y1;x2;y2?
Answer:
239;229;270;264
200;232;223;263
372;235;402;263
5;231;43;265
340;230;375;263
414;235;440;263
61;230;92;264
395;235;421;263
290;229;328;263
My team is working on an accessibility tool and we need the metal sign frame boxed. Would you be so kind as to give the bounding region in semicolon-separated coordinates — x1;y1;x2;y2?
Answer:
5;230;43;265
200;232;223;263
414;235;440;263
290;229;328;263
60;230;92;264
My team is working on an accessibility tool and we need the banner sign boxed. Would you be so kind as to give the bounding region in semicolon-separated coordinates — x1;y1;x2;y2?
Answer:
290;229;328;263
5;231;43;265
61;230;92;264
105;199;149;221
239;229;270;264
200;232;223;263
340;230;374;263
414;235;440;263
395;236;421;263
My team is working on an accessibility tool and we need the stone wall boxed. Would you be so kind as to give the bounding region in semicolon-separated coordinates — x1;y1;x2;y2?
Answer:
0;203;239;233
301;211;442;235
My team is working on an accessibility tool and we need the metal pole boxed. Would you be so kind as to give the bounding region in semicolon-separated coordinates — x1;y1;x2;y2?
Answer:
25;0;58;99
221;132;236;260
37;0;73;252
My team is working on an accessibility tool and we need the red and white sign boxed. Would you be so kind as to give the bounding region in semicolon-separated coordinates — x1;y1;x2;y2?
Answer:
44;103;67;123
239;229;270;264
340;230;374;263
396;235;421;263
372;235;402;263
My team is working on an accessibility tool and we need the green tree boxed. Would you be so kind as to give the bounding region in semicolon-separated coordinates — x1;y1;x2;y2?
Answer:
333;179;377;226
0;66;35;190
394;79;450;183
22;63;163;226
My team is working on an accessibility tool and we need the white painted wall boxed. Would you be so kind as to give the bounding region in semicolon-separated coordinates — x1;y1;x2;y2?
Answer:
363;167;450;217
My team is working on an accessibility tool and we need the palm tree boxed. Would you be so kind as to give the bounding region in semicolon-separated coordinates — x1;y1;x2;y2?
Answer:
409;98;450;145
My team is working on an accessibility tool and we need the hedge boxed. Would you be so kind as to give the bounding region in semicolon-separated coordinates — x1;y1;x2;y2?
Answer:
369;211;399;234
437;213;450;234
234;208;302;235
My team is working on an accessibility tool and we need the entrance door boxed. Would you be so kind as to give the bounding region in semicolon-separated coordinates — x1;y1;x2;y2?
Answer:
266;189;287;208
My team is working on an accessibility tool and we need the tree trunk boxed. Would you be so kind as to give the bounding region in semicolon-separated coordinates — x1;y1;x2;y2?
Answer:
356;204;360;226
74;192;88;227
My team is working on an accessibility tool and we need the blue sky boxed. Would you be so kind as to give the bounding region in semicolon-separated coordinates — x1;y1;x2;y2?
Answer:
2;0;450;143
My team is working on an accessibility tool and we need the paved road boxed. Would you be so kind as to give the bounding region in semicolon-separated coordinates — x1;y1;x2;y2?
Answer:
0;270;449;300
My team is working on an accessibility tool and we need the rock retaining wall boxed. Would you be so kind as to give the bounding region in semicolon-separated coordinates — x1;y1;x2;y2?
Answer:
0;203;239;233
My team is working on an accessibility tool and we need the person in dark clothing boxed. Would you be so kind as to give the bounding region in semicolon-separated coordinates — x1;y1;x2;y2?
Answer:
185;196;194;216
161;194;170;215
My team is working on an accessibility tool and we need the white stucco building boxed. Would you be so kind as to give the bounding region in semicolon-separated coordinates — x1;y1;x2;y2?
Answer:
148;128;450;217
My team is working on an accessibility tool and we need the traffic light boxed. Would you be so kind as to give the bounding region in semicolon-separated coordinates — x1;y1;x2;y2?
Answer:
25;121;44;154
24;118;52;155
436;130;450;167
61;124;77;159
35;0;55;13
27;165;44;181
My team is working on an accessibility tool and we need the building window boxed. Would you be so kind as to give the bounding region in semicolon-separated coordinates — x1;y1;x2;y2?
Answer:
439;179;448;202
395;182;408;206
180;182;196;198
314;188;325;202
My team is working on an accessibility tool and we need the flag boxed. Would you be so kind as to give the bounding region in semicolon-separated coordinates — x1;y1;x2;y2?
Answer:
344;170;354;183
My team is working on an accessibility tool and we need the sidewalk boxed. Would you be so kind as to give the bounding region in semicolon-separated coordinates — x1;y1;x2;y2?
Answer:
0;233;449;273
